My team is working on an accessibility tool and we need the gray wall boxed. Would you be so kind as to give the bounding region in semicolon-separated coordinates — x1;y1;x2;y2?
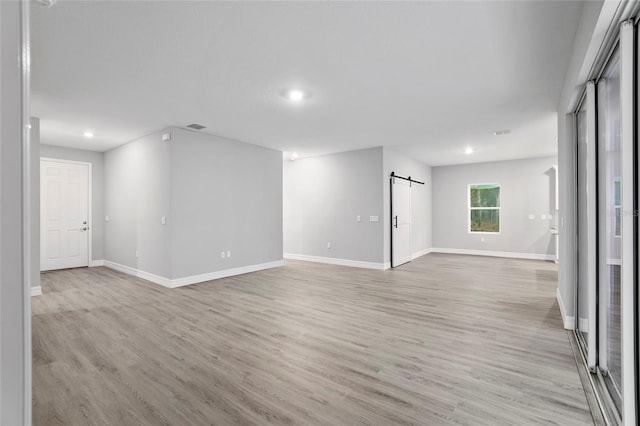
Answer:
170;128;283;278
104;127;282;280
382;148;432;264
31;118;41;289
1;1;29;423
104;130;171;278
284;147;384;263
432;156;557;256
40;144;105;262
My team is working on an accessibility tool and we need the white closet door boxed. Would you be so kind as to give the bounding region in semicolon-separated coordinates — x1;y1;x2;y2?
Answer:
391;178;411;267
40;160;89;271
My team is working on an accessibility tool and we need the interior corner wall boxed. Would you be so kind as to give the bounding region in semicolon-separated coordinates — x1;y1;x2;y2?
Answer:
40;144;105;262
283;147;384;264
431;156;558;256
104;130;171;278
382;148;432;264
30;118;40;289
168;127;283;279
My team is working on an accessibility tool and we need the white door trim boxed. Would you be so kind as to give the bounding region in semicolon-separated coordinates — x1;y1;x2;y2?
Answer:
619;20;636;426
40;157;92;269
585;81;598;370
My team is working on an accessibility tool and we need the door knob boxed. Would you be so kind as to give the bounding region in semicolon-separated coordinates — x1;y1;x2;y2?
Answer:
394;215;398;228
81;227;88;232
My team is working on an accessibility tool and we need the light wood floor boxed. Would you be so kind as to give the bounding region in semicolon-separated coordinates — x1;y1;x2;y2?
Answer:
33;254;593;425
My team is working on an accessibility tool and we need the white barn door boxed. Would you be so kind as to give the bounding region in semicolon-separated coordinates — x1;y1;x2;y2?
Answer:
391;177;412;267
40;159;90;271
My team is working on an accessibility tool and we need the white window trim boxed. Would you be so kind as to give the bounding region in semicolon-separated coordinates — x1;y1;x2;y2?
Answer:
468;183;501;235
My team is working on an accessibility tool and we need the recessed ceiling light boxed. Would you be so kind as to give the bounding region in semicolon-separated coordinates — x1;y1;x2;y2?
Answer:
465;147;473;154
83;131;94;138
286;89;306;102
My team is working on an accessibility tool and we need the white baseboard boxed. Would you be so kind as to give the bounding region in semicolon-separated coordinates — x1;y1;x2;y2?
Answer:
89;259;105;267
283;253;385;270
411;248;433;260
382;262;391;270
103;260;284;288
578;317;589;333
31;286;42;297
557;288;575;330
171;260;284;288
103;261;173;287
430;247;555;261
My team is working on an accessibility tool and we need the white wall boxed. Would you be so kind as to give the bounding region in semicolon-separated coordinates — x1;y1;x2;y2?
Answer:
283;147;384;265
382;148;432;264
31;118;41;290
1;1;30;423
169;128;283;279
40;144;105;263
432;156;557;257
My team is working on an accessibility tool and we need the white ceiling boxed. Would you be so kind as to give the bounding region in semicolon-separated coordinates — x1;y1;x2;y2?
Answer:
31;0;583;166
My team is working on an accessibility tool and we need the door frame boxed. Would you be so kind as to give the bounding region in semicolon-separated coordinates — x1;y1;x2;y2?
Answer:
40;157;93;269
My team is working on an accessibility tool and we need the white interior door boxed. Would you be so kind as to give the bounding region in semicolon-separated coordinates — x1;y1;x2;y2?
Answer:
40;159;90;271
391;177;411;267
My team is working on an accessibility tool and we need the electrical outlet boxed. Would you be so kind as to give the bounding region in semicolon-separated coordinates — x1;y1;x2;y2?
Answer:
105;216;110;222
528;214;535;220
226;250;231;258
480;237;485;243
356;215;361;222
327;242;331;249
221;251;226;259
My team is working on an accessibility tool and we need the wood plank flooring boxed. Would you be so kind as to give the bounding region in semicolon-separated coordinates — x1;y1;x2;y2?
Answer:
33;254;593;425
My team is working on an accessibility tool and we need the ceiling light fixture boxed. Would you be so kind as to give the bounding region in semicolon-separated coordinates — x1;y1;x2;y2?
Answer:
464;147;473;154
290;152;299;161
286;89;306;102
83;131;94;138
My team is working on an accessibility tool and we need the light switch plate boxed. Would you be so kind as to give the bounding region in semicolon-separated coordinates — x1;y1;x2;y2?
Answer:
161;216;167;225
370;216;379;222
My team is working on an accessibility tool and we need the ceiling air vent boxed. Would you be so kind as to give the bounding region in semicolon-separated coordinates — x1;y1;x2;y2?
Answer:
186;123;206;130
493;129;511;136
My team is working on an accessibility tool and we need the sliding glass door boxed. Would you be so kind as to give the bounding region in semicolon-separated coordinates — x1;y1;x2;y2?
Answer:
597;47;622;412
576;82;597;368
576;100;590;350
573;19;637;424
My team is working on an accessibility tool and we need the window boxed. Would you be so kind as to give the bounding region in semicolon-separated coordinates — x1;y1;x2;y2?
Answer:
469;184;500;233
